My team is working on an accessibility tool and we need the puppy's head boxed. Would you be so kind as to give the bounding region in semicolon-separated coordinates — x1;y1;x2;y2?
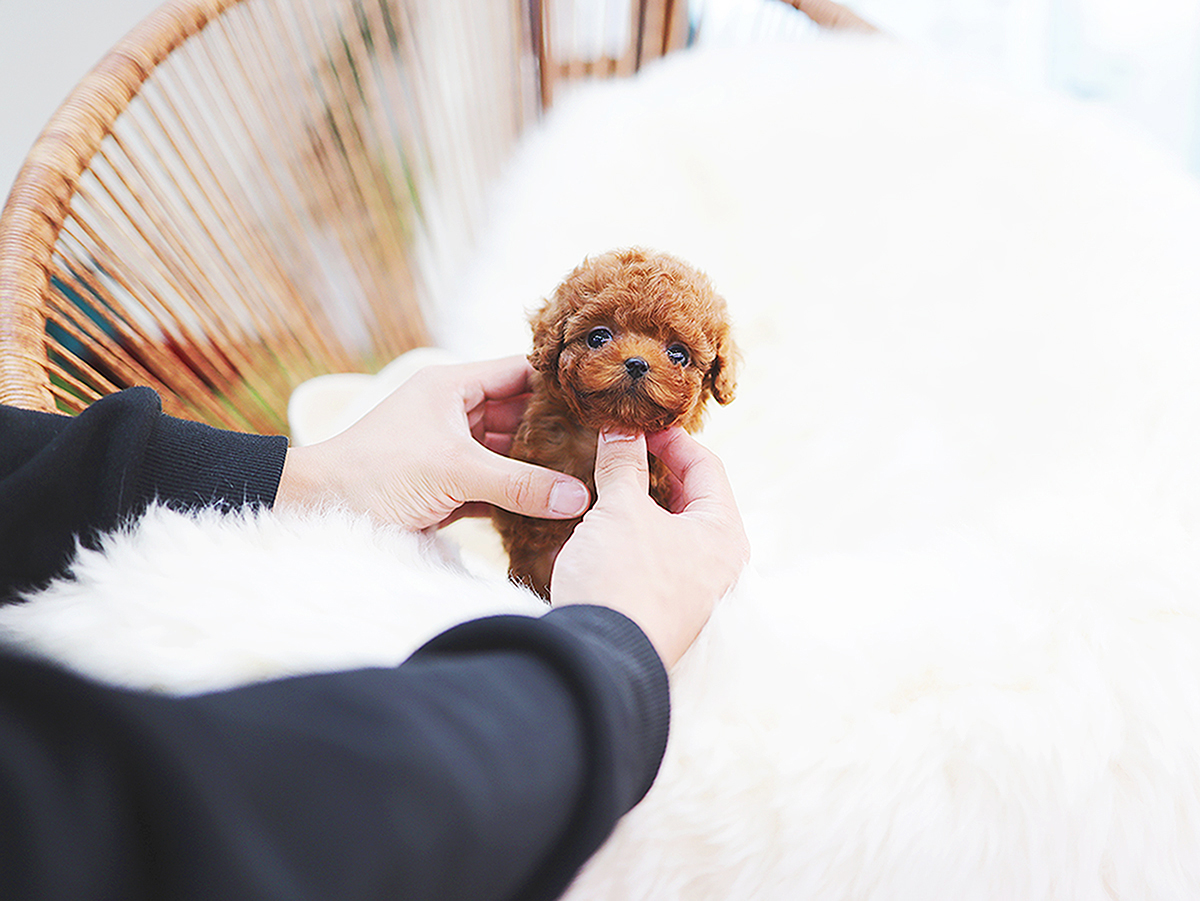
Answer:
529;248;738;432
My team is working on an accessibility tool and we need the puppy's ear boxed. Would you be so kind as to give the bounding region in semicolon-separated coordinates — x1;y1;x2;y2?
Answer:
706;326;739;405
527;296;566;376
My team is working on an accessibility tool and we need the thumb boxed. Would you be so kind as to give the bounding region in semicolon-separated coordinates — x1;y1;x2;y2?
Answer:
458;446;591;519
593;429;650;497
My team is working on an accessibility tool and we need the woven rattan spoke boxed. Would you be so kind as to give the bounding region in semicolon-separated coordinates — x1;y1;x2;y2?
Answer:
61;207;251;405
151;26;365;369
48;257;249;426
76;166;292;413
109;108;336;377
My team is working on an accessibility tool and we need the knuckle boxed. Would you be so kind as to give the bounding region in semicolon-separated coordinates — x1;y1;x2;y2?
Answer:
594;456;627;483
599;446;649;481
506;468;540;510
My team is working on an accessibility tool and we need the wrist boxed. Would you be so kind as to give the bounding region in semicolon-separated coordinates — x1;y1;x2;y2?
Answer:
275;444;333;511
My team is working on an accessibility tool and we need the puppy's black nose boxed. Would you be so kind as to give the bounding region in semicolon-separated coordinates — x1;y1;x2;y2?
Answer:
625;357;650;379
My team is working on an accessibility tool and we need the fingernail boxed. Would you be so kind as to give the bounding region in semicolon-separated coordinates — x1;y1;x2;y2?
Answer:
549;479;589;516
600;429;638;443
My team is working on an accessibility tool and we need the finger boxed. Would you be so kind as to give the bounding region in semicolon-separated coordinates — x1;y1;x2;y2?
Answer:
646;428;737;513
645;430;692;512
653;460;686;513
467;398;527;447
438;501;493;527
456;446;590;519
460;356;535;409
481;396;529;435
482;432;514;457
593;429;650;497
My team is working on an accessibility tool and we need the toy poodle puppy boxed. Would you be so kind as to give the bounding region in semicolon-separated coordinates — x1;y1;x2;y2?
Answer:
493;247;738;599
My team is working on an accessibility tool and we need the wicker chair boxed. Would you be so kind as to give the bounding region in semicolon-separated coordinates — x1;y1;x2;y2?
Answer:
0;0;871;433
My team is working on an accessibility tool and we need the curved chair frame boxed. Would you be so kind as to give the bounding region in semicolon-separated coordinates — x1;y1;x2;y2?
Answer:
1;1;244;416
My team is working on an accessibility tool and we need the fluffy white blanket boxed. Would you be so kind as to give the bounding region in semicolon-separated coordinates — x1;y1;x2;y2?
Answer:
8;35;1200;899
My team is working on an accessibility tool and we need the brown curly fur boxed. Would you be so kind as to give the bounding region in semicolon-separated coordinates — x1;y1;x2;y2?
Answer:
493;247;738;599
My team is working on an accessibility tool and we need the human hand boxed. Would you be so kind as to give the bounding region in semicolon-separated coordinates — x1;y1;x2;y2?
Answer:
275;357;591;529
550;428;749;668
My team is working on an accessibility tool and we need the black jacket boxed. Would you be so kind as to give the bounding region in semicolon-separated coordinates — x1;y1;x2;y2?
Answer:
0;389;669;900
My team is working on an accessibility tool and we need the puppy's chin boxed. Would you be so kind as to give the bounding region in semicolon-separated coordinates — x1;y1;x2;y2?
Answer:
563;377;698;431
572;393;683;431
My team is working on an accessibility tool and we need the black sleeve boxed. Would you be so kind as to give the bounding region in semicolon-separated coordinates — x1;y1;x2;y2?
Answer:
0;604;670;901
0;388;288;601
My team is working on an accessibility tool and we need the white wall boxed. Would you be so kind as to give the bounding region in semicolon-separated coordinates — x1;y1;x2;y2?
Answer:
853;0;1200;172
0;0;163;197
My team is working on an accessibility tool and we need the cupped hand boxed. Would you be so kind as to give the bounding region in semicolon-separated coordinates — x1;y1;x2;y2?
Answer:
550;427;750;668
275;357;591;530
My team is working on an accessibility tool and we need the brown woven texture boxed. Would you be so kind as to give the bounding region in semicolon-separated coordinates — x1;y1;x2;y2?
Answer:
0;0;870;432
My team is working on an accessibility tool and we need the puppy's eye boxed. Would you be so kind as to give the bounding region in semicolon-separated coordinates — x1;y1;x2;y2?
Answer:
587;327;613;349
666;344;691;366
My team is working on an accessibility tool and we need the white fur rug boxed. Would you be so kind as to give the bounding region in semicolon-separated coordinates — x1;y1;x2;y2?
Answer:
8;34;1200;899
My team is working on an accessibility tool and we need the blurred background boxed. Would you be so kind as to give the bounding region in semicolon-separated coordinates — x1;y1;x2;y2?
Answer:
3;0;1200;200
